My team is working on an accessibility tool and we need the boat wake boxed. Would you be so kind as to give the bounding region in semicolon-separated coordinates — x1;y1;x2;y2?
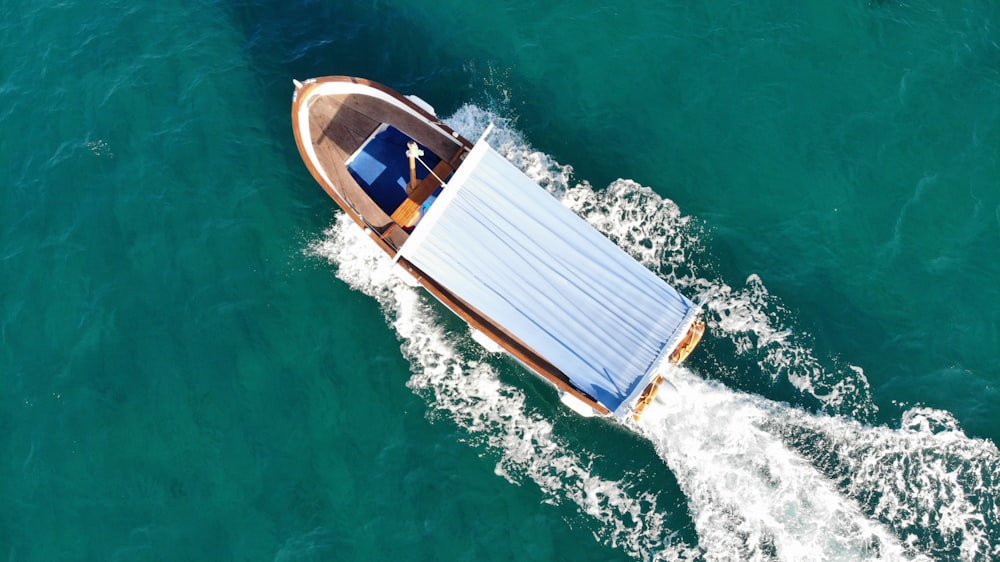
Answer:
638;368;1000;561
308;215;699;561
306;106;1000;561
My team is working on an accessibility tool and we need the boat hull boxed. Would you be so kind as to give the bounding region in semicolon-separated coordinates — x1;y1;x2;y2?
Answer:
292;76;703;421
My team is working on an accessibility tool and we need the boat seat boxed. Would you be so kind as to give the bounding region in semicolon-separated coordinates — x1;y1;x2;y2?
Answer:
391;159;454;227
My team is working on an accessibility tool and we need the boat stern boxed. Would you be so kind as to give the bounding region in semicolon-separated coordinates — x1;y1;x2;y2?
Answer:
630;317;705;422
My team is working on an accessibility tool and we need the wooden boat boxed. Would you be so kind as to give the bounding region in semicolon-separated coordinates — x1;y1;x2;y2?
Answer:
292;76;704;421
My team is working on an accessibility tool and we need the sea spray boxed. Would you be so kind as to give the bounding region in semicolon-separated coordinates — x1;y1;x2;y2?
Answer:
636;369;925;562
762;405;1000;561
637;369;1000;561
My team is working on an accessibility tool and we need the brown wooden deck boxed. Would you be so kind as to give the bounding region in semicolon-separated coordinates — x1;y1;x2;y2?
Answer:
298;77;470;251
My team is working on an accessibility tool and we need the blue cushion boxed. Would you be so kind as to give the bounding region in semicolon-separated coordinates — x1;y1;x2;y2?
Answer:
347;126;441;215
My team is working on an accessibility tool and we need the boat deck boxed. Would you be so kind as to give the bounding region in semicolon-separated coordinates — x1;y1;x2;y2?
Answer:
300;79;470;251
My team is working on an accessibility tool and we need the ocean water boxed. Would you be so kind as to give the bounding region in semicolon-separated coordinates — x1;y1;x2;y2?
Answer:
3;0;998;560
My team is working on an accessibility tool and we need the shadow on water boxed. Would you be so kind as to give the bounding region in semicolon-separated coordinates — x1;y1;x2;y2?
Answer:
221;1;477;132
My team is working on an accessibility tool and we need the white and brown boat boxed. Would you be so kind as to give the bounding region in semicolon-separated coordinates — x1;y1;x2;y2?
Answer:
292;76;704;421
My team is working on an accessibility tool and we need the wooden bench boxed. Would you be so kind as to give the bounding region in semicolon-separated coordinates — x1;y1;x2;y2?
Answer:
390;158;457;227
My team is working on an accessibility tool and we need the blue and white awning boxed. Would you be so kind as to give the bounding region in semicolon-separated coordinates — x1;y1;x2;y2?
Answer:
400;137;699;417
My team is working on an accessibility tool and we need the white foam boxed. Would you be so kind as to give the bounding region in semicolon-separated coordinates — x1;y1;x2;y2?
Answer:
764;404;1000;561
638;369;941;561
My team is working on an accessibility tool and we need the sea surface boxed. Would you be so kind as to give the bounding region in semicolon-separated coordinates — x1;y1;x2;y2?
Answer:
3;1;999;560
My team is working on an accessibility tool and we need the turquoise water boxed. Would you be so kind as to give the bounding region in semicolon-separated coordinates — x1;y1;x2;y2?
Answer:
3;0;998;560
